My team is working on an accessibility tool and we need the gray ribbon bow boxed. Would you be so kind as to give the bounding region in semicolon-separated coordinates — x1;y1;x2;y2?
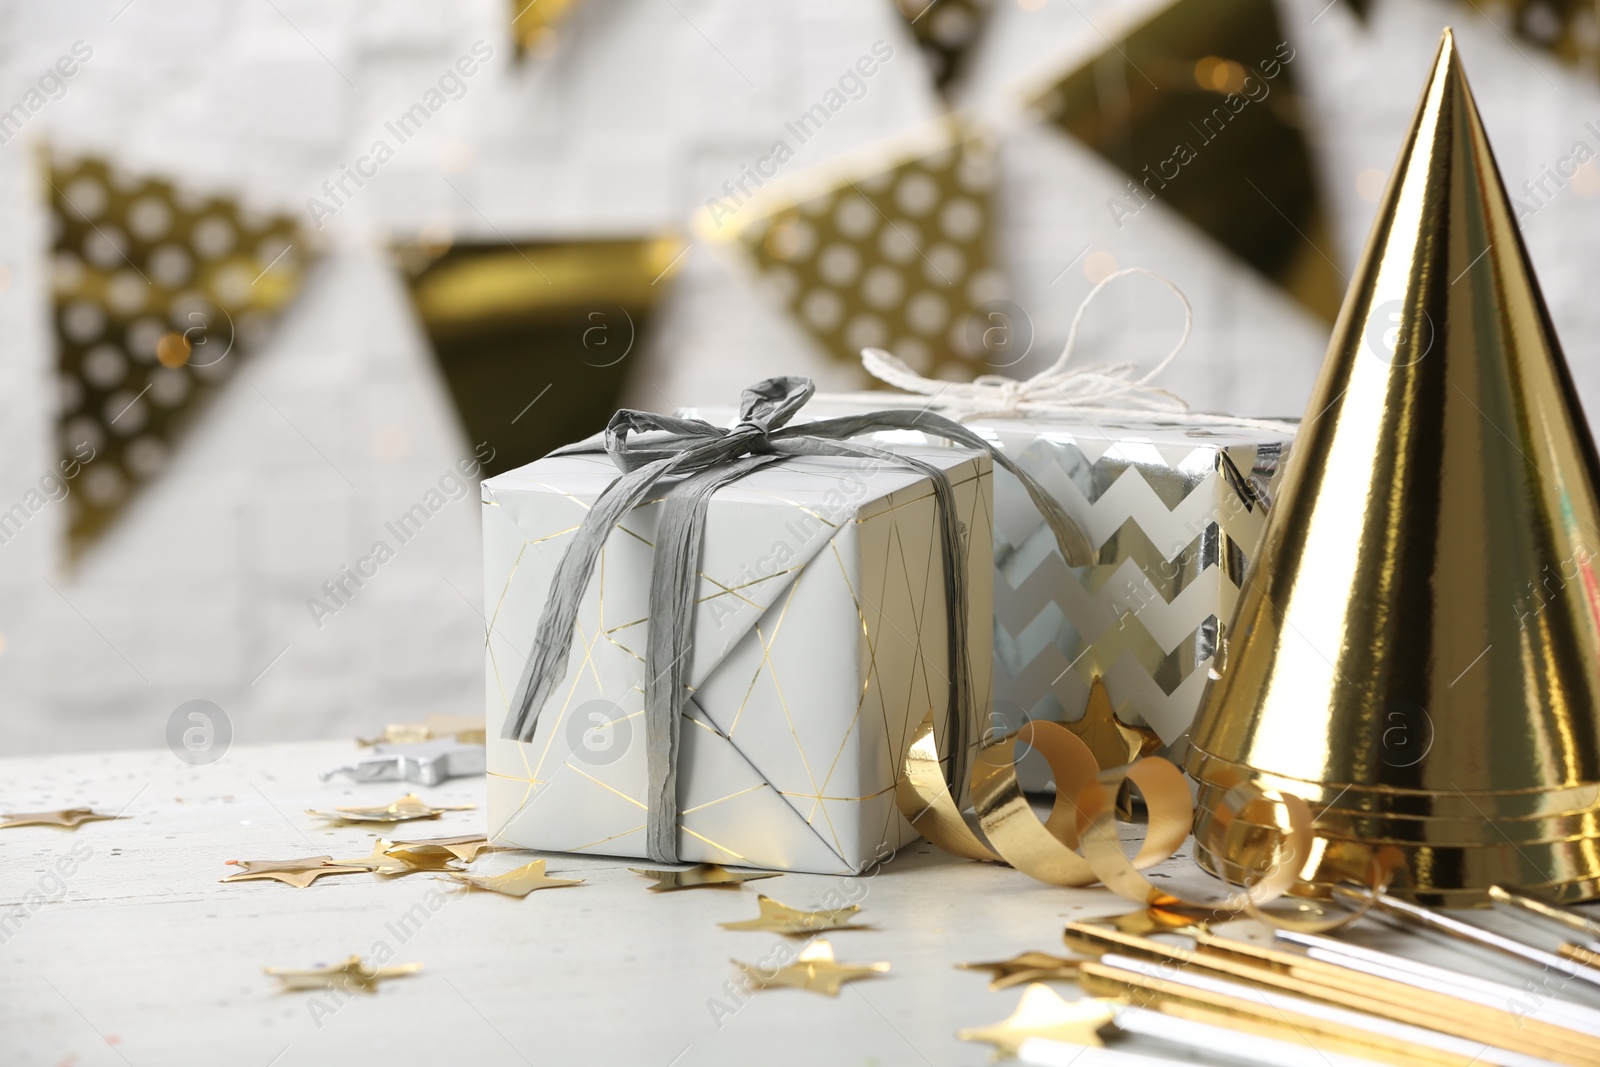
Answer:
503;376;1092;863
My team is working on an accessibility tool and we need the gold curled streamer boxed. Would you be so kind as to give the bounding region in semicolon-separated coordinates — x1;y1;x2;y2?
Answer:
969;721;1115;885
896;713;998;862
1204;785;1316;903
898;713;1193;893
1071;757;1209;903
1197;786;1395;932
897;713;1386;929
1207;787;1385;932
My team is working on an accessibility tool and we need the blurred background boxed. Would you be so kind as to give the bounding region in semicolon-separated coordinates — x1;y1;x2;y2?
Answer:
3;0;1597;754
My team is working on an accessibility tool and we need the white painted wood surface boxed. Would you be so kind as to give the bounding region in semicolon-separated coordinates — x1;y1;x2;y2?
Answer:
3;741;1598;1067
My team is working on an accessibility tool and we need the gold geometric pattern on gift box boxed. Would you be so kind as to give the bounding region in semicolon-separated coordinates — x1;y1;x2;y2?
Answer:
895;0;998;91
48;150;306;557
709;121;1006;382
1021;0;1344;322
483;453;992;872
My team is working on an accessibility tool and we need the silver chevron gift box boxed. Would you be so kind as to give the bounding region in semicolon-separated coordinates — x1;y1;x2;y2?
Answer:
973;416;1292;744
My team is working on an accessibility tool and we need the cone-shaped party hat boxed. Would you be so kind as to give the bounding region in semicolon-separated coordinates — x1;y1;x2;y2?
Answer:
1186;29;1600;904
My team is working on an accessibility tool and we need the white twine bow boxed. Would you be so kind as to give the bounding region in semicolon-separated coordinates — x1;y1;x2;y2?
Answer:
852;268;1299;434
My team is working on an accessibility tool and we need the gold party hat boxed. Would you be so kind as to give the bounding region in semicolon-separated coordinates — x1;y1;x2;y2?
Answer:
1186;30;1600;902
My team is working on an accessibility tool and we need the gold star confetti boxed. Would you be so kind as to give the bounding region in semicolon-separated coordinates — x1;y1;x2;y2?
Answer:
1064;676;1160;771
220;856;373;889
331;844;416;876
630;863;780;892
958;984;1118;1056
0;808;123;830
957;951;1086;991
357;714;486;746
333;840;463;876
265;955;423;993
387;833;498;862
1086;906;1213;939
441;859;583;898
334;839;415;875
382;848;468;874
719;895;873;936
306;794;475;824
734;940;889;996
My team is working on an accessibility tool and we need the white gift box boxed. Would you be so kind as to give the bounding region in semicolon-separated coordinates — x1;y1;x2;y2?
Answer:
482;446;992;874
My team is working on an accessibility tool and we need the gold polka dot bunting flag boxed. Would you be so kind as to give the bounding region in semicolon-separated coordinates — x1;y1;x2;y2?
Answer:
47;150;309;558
701;120;1008;383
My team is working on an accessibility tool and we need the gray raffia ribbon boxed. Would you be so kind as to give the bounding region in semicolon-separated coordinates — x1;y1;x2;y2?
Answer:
502;376;1092;863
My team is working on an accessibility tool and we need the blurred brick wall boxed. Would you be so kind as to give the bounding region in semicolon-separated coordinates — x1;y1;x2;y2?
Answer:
2;0;1593;753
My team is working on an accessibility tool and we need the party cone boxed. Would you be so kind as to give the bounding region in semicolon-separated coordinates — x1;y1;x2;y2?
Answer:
1186;29;1600;903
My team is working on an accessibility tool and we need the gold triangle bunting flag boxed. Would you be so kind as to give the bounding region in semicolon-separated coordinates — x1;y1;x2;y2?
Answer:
510;0;583;61
1019;0;1344;322
395;234;686;476
701;120;1008;383
48;150;308;557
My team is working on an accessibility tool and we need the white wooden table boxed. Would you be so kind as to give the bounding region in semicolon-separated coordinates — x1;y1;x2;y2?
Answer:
3;741;1597;1067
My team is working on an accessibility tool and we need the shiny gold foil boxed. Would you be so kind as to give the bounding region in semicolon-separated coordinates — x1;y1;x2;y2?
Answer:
1185;29;1600;904
1077;961;1477;1067
1064;924;1600;1066
1196;793;1600;844
1190;746;1600;818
